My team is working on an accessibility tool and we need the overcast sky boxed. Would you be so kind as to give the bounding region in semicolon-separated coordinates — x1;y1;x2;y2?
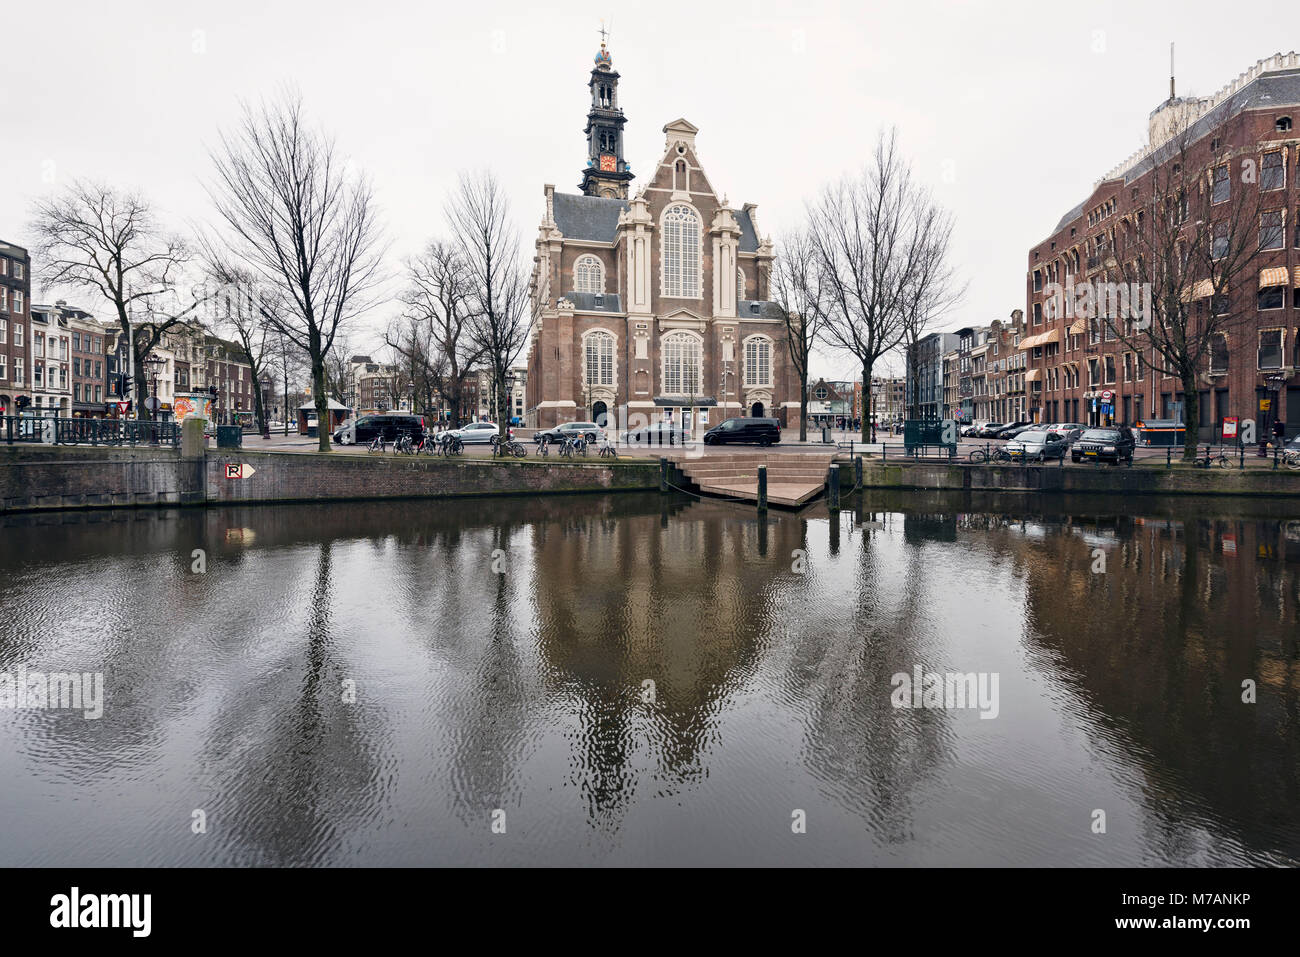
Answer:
3;0;1292;379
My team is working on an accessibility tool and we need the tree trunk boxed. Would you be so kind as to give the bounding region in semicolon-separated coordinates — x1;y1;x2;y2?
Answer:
1180;370;1199;462
861;359;873;443
251;370;268;437
313;359;330;452
798;366;809;443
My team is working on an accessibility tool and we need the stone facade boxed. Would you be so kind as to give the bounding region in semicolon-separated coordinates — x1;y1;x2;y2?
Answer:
524;44;799;437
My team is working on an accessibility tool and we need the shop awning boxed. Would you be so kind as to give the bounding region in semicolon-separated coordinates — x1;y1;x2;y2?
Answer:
1260;266;1290;288
1294;267;1300;288
1069;319;1087;334
1025;368;1043;382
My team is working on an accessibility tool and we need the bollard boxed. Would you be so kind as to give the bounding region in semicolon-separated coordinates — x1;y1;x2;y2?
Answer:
1166;446;1171;469
854;455;863;488
757;465;768;512
659;457;668;493
827;465;840;511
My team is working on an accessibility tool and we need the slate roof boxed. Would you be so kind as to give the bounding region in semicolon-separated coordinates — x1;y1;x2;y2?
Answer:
565;292;623;313
553;190;763;252
737;300;783;320
735;208;759;252
553;192;628;243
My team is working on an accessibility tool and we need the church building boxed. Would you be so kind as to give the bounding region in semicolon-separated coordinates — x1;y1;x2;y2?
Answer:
523;40;800;436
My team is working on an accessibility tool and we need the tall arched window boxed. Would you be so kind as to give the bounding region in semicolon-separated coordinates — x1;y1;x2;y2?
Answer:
662;204;701;298
662;332;701;395
737;266;746;302
574;255;604;294
584;331;615;387
744;336;772;388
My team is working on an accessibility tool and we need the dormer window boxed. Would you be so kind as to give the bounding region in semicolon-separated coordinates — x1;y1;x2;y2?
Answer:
1277;116;1292;132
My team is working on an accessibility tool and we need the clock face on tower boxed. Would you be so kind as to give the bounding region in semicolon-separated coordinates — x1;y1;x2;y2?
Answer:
599;153;617;172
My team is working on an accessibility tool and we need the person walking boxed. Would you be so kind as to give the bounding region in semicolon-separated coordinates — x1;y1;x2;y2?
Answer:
1272;417;1285;448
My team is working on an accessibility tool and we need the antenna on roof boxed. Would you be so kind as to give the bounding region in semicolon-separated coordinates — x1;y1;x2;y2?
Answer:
1170;42;1176;100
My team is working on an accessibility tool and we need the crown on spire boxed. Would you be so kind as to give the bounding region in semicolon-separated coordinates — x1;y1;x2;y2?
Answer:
594;21;612;68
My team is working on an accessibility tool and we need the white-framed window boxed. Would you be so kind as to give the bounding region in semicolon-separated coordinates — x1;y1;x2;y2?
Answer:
662;331;702;394
13;263;22;280
0;354;6;379
13;291;23;314
14;324;22;347
743;335;772;388
584;330;615;387
13;357;23;385
0;317;5;344
661;204;701;298
574;255;604;294
0;288;6;311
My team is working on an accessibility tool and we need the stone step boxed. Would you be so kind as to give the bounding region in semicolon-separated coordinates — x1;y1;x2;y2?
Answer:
697;481;824;507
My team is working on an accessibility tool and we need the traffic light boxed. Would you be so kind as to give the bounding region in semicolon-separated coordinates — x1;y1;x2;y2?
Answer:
15;396;31;411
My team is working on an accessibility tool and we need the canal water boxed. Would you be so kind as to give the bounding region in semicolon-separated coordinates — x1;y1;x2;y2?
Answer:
1;491;1297;866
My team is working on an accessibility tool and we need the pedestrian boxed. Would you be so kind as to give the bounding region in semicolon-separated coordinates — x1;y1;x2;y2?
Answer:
1272;417;1285;448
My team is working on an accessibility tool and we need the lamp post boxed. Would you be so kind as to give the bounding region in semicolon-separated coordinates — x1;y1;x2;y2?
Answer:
143;353;164;441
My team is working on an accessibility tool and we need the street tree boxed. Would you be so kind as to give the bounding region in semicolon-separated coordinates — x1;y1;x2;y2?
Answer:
205;90;385;451
769;229;826;442
387;240;483;428
1090;102;1263;461
448;172;529;439
29;181;208;419
808;129;954;442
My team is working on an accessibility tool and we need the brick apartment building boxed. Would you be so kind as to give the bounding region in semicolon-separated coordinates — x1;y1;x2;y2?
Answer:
523;41;798;437
0;240;30;413
1026;52;1300;439
69;313;109;416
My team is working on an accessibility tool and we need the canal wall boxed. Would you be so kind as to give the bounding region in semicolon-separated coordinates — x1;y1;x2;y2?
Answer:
848;460;1300;497
0;445;660;513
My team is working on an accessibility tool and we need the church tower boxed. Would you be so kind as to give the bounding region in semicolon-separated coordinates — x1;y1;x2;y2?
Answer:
579;35;633;199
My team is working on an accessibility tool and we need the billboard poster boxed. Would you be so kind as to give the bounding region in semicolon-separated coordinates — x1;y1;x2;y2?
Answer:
173;393;213;425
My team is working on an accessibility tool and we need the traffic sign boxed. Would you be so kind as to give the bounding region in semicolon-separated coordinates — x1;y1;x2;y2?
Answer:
224;463;257;480
145;395;161;412
1101;390;1114;401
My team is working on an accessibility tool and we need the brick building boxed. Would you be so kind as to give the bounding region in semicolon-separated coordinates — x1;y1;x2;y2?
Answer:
523;41;798;437
69;313;109;416
0;240;30;412
1026;52;1300;438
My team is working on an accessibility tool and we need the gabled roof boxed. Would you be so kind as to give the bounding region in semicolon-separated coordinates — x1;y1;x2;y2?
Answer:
553;192;628;243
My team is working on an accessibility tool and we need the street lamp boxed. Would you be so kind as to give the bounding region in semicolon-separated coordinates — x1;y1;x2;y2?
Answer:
143;353;165;441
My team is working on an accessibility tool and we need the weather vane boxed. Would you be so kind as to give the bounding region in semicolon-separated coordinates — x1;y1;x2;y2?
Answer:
599;19;611;46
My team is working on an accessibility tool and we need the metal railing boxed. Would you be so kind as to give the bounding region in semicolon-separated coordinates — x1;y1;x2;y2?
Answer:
2;415;180;448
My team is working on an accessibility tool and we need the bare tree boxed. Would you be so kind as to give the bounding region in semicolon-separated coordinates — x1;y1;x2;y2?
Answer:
198;257;279;436
205;91;386;451
386;240;483;428
267;326;307;432
808;129;947;442
1090;102;1262;461
769;229;826;442
448;172;529;439
29;181;208;419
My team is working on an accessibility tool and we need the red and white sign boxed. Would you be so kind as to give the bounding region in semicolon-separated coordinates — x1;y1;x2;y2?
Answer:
117;401;130;414
1222;416;1239;439
224;463;256;479
1101;390;1114;401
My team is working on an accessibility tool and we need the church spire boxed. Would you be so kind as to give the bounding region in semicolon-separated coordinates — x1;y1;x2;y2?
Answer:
580;26;633;199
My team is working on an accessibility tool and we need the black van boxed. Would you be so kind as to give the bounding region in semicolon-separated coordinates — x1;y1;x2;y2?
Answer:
703;417;781;446
335;413;425;445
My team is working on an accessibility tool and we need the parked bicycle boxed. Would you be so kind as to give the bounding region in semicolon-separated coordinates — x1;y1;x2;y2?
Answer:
559;435;587;458
597;442;617;459
417;434;439;455
392;431;416;455
489;432;527;458
368;434;387;454
441;433;463;456
969;446;1011;464
535;435;550;457
1283;448;1300;471
1192;445;1233;469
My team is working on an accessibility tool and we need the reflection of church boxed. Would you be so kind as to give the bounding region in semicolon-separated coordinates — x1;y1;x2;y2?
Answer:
523;39;800;437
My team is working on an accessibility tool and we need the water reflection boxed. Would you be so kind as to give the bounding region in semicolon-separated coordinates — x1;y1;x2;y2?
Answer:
0;490;1297;865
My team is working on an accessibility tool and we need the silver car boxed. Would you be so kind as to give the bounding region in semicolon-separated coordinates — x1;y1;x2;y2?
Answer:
1005;430;1068;462
446;421;499;444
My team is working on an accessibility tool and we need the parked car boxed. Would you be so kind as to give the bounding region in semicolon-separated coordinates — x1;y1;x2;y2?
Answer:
703;417;781;446
534;421;605;445
445;421;500;444
1006;430;1069;462
1072;428;1135;464
975;422;1006;439
993;420;1034;439
334;413;425;445
620;421;690;446
1052;423;1088;444
959;423;980;437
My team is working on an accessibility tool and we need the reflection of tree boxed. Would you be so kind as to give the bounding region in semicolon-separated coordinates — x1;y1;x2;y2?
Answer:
1022;514;1300;865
